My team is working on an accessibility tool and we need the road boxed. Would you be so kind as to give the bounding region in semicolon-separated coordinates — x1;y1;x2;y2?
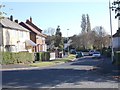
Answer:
2;56;120;88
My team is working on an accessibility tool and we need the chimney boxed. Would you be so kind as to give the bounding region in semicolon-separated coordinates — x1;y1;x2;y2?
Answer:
30;16;32;22
10;15;13;21
14;19;18;23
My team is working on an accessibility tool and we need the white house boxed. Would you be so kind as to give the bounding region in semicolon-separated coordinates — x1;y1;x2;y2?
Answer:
0;16;34;52
113;29;120;51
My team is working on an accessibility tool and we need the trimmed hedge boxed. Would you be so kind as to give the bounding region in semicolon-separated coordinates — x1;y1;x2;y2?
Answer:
2;52;34;65
35;52;50;62
114;51;120;65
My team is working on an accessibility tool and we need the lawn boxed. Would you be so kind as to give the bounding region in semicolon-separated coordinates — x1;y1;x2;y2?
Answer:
30;54;76;67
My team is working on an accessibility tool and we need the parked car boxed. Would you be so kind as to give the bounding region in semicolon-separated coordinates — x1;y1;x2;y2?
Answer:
92;51;101;58
70;49;76;54
89;50;96;56
76;52;84;58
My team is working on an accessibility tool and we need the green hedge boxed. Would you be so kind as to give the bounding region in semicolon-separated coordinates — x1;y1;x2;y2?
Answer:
35;52;50;61
114;51;120;65
2;52;34;65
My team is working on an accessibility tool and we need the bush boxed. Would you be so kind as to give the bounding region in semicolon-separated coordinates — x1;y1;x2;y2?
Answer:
45;52;50;60
17;52;34;64
114;51;120;65
35;52;50;62
2;52;15;64
2;52;34;65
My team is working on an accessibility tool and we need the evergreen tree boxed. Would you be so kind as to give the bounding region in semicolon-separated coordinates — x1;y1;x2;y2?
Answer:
54;25;63;50
86;14;91;32
81;14;86;33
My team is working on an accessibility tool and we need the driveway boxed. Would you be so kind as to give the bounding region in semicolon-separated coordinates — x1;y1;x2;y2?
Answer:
2;56;120;88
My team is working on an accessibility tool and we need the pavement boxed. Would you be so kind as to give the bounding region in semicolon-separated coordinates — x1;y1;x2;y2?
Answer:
1;64;40;71
95;57;120;76
1;57;77;71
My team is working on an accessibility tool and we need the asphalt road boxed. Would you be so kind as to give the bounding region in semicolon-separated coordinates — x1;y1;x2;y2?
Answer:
2;56;120;88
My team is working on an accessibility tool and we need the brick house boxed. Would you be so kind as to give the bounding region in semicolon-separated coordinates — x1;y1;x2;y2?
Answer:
19;17;47;52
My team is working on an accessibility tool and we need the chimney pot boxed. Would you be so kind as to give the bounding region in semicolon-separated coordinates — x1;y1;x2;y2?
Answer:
14;19;18;23
10;15;13;21
30;16;32;22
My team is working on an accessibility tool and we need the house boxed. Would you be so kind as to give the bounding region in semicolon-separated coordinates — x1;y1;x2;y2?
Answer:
0;16;35;52
19;17;47;52
113;29;120;51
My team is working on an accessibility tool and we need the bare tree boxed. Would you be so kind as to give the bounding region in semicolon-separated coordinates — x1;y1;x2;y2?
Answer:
43;27;55;36
92;26;108;49
0;4;6;19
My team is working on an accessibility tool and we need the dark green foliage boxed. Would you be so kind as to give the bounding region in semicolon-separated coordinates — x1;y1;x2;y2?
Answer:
114;51;120;65
81;14;87;33
2;52;34;65
45;52;50;61
86;14;91;32
100;47;111;57
35;52;50;62
54;26;63;51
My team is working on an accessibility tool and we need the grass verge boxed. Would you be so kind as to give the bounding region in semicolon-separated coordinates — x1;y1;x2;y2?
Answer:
30;54;76;67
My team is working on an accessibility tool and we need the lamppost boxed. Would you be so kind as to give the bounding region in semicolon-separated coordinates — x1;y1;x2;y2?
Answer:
109;0;120;62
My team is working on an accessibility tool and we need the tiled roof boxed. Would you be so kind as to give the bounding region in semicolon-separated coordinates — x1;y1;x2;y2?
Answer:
113;30;120;37
26;20;42;32
0;18;29;32
20;22;47;38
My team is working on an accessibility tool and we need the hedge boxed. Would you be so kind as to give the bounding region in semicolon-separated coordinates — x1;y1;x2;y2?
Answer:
35;52;50;61
2;52;34;65
114;51;120;65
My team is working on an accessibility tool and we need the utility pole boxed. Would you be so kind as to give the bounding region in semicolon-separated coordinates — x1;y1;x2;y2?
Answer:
109;0;120;62
109;0;114;62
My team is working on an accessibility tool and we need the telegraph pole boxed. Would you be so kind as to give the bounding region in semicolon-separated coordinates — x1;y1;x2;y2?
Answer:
109;0;120;62
109;0;114;62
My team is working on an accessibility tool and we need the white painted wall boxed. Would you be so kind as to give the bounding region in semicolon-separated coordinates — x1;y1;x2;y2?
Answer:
50;52;55;60
3;28;30;52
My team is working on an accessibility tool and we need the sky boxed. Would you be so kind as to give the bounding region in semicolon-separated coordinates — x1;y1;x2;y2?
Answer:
1;0;118;37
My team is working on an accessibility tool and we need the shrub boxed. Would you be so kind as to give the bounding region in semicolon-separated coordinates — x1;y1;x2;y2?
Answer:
114;51;120;65
2;52;14;64
2;52;34;65
35;52;50;62
17;52;34;64
44;52;50;61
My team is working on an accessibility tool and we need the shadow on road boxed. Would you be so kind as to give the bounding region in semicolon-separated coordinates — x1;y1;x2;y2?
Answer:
2;66;119;88
72;56;120;75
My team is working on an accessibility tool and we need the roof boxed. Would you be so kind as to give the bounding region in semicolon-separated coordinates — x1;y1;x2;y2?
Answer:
0;18;29;32
25;40;37;46
20;22;47;38
26;20;42;32
113;30;120;37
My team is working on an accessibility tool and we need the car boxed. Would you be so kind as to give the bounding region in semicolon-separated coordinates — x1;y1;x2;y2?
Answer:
76;52;84;58
92;51;101;58
70;49;76;54
89;50;95;56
